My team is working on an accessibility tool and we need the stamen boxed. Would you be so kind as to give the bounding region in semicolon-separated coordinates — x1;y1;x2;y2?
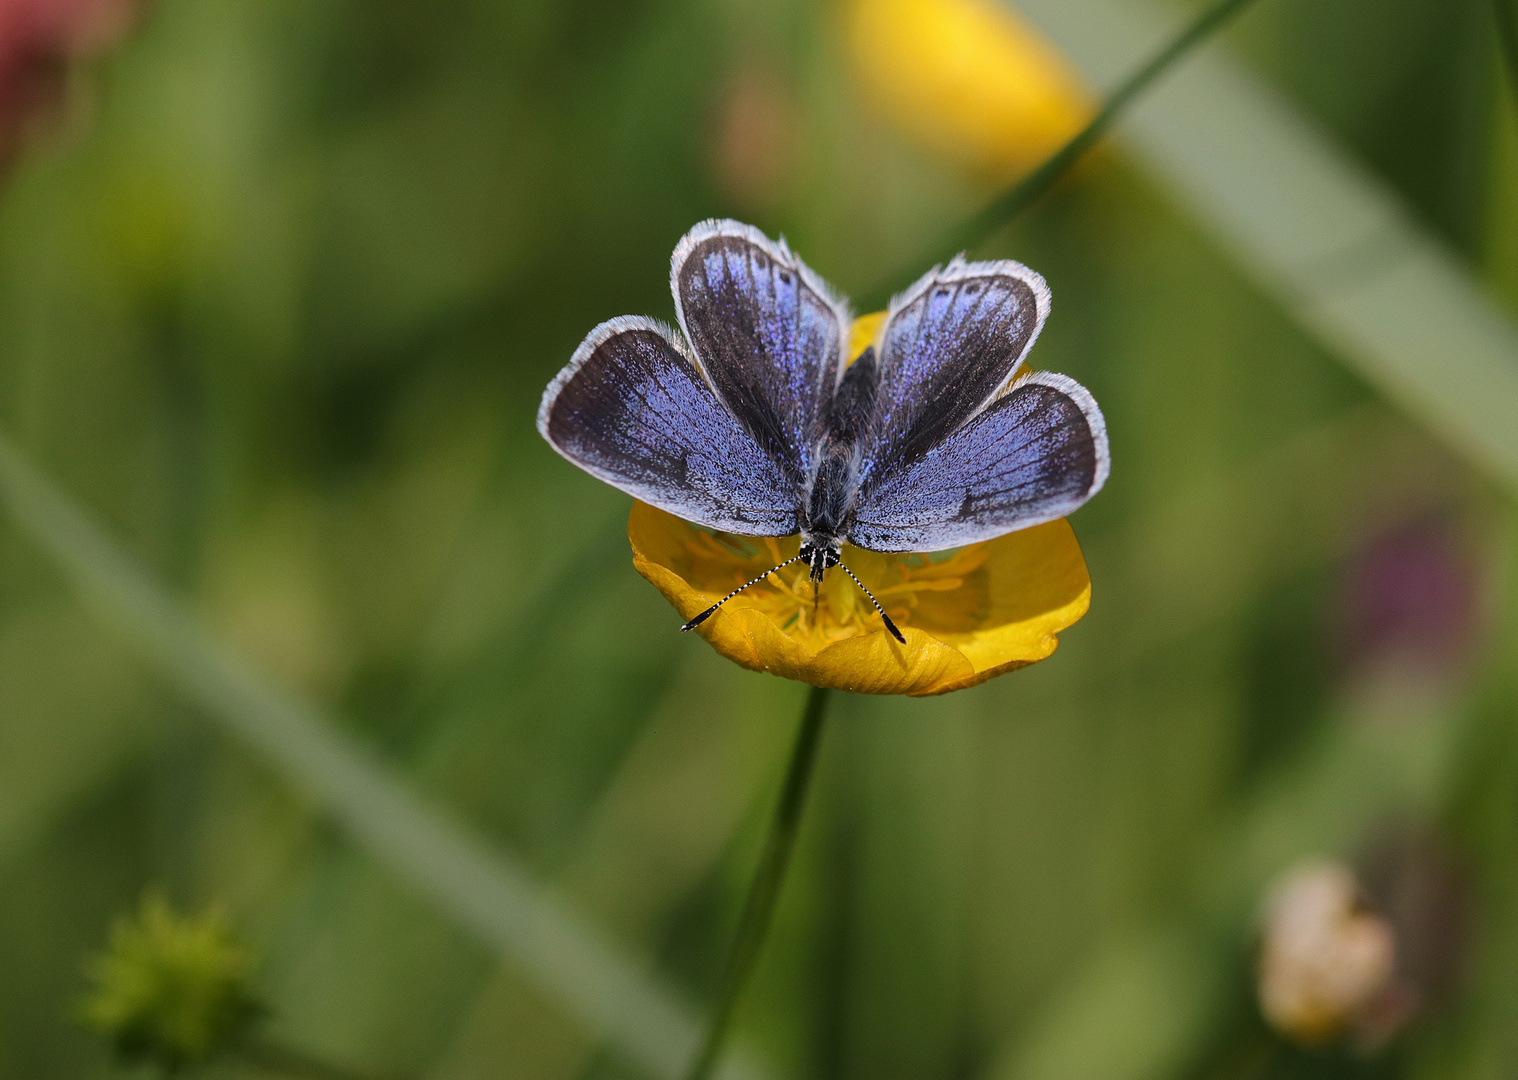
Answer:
681;555;804;632
837;562;907;644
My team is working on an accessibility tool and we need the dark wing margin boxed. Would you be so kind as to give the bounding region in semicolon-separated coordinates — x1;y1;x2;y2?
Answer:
849;372;1110;552
856;256;1051;493
538;316;797;536
672;219;851;489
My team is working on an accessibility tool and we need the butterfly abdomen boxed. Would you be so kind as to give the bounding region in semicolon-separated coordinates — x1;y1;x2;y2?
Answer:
806;445;859;540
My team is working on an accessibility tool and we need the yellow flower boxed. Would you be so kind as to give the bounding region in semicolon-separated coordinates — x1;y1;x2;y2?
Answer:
630;311;1093;696
633;504;1089;695
844;0;1092;182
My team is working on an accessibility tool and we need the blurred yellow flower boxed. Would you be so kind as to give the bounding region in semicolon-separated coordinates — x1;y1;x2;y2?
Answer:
630;310;1092;696
844;0;1092;181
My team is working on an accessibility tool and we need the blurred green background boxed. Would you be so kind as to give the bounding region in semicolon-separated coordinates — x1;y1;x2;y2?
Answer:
0;0;1515;1077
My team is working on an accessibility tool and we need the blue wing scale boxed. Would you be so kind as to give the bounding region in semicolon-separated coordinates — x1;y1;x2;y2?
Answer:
672;220;850;488
537;316;797;536
850;372;1109;552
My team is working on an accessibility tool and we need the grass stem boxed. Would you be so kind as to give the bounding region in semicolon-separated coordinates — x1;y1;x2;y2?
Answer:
683;685;832;1080
861;0;1266;309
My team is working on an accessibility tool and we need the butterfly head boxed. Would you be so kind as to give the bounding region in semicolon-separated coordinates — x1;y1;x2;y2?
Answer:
798;537;842;584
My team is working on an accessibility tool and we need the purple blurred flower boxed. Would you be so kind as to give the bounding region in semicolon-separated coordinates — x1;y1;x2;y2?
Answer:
1335;518;1476;680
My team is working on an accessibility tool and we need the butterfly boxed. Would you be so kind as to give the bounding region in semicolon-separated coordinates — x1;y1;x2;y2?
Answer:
537;220;1109;643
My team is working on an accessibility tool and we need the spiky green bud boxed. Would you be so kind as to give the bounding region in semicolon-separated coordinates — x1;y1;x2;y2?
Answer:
81;893;262;1071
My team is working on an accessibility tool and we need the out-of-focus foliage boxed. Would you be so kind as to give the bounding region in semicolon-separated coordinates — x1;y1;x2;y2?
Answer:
81;893;260;1069
0;0;141;156
0;1;1511;1080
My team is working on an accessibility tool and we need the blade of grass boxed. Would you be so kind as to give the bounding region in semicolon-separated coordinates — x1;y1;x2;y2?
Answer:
1014;0;1518;493
858;0;1265;310
0;432;765;1080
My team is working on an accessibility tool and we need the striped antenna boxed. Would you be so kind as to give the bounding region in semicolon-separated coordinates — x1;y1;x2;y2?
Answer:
837;562;906;643
680;555;804;632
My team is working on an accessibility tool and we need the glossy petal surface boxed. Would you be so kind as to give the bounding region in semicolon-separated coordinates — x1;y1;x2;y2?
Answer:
629;502;1091;696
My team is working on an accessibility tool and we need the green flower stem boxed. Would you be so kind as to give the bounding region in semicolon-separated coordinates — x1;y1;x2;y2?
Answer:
860;0;1266;310
683;685;832;1080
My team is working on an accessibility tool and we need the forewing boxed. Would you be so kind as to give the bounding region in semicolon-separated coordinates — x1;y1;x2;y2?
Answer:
857;257;1050;492
849;373;1109;552
538;316;797;536
672;219;850;488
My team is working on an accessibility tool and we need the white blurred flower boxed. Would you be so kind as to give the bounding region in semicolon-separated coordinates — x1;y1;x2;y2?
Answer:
1258;861;1396;1045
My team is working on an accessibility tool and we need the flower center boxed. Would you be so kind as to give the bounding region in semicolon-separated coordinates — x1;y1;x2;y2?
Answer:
682;531;990;644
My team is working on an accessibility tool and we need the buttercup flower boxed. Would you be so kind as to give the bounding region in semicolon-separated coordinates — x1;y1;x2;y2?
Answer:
844;0;1092;181
630;313;1093;697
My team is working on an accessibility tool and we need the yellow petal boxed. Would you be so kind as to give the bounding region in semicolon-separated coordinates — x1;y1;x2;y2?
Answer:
629;502;1091;696
848;311;888;361
844;0;1092;182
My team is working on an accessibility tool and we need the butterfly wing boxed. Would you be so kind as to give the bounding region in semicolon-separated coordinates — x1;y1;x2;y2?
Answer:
672;220;851;489
850;372;1109;552
538;316;797;536
854;256;1051;493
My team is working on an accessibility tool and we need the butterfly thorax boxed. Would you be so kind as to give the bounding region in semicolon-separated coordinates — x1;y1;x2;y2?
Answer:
798;345;877;581
800;447;855;581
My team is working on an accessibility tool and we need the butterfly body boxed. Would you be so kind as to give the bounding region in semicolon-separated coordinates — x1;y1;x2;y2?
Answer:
539;219;1109;635
795;343;875;578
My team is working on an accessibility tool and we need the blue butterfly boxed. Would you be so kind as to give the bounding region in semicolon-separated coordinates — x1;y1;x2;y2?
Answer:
538;220;1109;643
